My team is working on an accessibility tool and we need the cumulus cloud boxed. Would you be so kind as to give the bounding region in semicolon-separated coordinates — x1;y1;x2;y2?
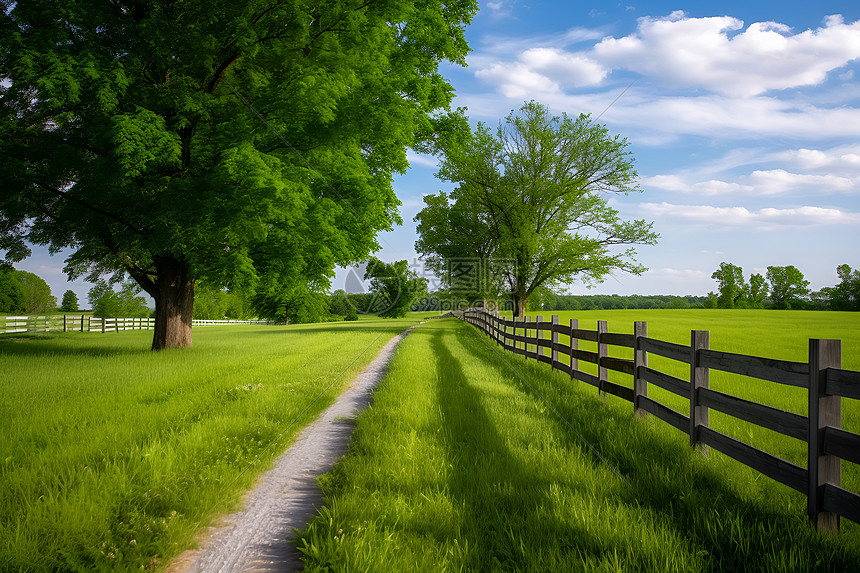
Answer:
776;146;860;173
593;13;860;96
475;63;560;99
639;202;860;230
642;169;859;196
472;12;860;101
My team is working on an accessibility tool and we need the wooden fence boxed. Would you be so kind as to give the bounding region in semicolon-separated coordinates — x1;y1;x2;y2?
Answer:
452;308;860;532
1;315;277;334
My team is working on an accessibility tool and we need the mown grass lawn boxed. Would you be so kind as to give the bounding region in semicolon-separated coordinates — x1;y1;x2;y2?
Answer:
297;317;860;572
0;316;417;572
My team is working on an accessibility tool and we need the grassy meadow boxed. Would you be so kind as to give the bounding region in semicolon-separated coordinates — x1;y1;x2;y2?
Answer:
297;315;860;572
0;316;418;572
500;309;860;489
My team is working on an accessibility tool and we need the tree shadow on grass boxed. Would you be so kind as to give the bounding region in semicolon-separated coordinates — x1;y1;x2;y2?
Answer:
433;324;860;571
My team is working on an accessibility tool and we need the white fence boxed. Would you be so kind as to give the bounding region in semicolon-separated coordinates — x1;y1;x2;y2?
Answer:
1;315;278;334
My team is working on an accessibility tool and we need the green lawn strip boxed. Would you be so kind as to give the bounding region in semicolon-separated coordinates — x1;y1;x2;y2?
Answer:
296;318;860;572
0;318;416;572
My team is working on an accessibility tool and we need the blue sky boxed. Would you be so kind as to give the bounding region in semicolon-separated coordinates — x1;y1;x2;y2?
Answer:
361;0;860;297
17;1;860;302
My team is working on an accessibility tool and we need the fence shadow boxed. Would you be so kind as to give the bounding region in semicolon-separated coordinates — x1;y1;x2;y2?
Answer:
441;322;860;569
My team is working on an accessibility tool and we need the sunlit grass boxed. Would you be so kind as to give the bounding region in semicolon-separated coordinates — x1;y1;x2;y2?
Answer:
0;318;416;571
297;318;860;572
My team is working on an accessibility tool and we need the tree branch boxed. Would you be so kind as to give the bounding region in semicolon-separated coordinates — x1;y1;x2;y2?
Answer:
34;181;148;237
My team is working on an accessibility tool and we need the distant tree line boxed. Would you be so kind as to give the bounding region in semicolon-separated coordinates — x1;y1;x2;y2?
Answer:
539;291;709;311
707;263;859;311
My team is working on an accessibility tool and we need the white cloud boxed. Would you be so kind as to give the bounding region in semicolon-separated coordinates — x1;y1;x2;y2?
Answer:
406;152;439;169
456;89;860;142
519;48;608;86
642;169;859;196
643;267;710;281
593;13;860;96
777;146;860;173
475;62;560;98
639;202;860;230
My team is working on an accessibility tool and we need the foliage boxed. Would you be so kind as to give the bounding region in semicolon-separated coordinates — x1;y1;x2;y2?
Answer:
541;292;708;311
414;189;503;305
252;280;330;324
819;264;860;311
744;273;768;309
193;285;253;320
0;265;25;314
767;265;810;310
88;279;150;318
12;270;56;314
0;0;477;348
363;257;429;319
60;290;79;312
328;290;359;321
418;101;658;317
711;262;746;309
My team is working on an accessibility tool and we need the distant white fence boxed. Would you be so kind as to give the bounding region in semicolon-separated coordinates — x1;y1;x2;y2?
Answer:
1;315;278;334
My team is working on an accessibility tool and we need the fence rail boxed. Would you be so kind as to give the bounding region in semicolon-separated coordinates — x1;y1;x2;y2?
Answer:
1;315;278;334
452;308;860;532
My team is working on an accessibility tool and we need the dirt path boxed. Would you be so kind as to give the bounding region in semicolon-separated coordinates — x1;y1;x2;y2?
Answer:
169;326;416;573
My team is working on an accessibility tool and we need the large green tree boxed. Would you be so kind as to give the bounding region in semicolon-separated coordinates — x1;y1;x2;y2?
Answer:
0;265;25;314
766;265;810;310
415;190;502;308
88;279;150;318
364;257;428;318
13;270;56;314
0;0;476;349
711;262;745;309
419;101;658;317
829;264;860;311
60;289;79;312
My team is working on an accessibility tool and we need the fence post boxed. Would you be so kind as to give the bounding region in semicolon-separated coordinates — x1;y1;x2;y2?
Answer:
536;316;543;360
808;339;842;532
634;321;648;418
552;315;559;368
101;317;106;334
523;316;529;357
597;321;608;398
690;330;710;454
570;319;579;376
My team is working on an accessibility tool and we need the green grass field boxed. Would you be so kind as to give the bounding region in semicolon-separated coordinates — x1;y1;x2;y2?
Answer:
498;309;860;477
0;316;417;572
297;313;860;572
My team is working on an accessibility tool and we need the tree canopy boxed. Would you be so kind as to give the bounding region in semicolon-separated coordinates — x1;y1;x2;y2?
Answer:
416;101;658;316
766;265;810;310
0;265;24;314
13;270;56;314
0;0;477;348
88;279;150;318
364;257;428;318
60;290;79;312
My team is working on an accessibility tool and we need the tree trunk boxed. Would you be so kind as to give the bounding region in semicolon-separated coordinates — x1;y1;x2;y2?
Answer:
151;256;194;350
517;296;527;318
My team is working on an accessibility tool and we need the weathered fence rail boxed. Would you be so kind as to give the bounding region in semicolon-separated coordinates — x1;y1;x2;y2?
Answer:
453;308;860;532
1;315;277;334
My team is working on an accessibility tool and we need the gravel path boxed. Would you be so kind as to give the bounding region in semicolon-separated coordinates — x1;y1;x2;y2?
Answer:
170;326;416;573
